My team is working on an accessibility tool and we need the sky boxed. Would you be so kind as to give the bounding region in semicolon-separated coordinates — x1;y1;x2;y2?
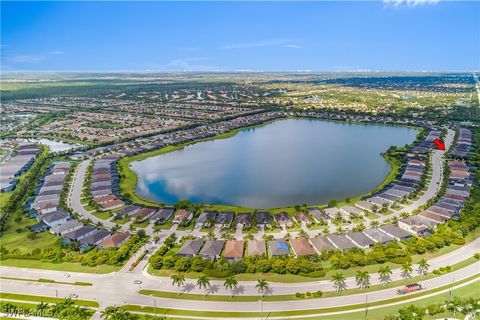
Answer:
1;1;479;72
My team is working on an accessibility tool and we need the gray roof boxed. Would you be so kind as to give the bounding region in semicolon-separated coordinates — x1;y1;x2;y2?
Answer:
50;220;83;234
310;236;335;253
346;231;375;248
255;211;271;224
63;226;97;240
80;229;111;246
362;228;394;244
378;223;412;240
236;213;252;225
178;239;204;256
327;234;358;251
215;212;234;225
41;211;69;224
200;240;225;257
151;208;175;221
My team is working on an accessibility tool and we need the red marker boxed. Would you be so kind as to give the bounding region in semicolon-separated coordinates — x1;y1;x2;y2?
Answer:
434;138;445;150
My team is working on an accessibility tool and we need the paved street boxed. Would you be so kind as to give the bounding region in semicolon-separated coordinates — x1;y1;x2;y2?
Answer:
1;236;478;312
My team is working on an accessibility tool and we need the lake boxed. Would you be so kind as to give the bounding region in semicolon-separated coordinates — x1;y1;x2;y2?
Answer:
132;119;418;208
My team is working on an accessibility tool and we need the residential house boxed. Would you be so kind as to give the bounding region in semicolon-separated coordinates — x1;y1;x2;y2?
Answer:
99;232;131;249
235;213;252;228
215;212;234;228
293;212;311;226
247;239;267;256
289;237;314;257
199;240;225;260
269;239;290;256
310;236;335;254
173;209;194;225
223;240;245;260
274;212;292;227
50;220;83;236
177;239;204;257
195;211;216;229
345;231;375;249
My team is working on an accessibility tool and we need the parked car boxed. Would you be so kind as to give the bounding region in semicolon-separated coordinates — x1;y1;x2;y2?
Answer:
397;283;426;295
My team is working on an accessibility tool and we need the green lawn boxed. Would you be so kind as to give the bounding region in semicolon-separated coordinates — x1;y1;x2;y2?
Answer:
0;259;118;274
0;276;92;286
0;216;59;251
0;292;99;308
93;211;112;220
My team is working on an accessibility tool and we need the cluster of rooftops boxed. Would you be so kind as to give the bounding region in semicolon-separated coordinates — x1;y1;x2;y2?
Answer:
450;128;473;158
90;155;125;211
177;223;412;260
27;161;130;251
1;143;40;192
398;142;475;237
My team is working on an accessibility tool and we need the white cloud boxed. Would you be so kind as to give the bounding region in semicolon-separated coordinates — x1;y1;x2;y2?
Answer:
383;0;439;7
283;44;302;49
222;38;299;50
5;51;64;64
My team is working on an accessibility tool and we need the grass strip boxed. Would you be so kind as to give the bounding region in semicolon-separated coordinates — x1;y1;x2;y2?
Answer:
0;293;99;308
123;274;479;318
141;257;478;302
0;276;93;287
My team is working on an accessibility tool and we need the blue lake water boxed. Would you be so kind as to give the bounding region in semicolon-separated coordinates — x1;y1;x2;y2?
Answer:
132;119;418;208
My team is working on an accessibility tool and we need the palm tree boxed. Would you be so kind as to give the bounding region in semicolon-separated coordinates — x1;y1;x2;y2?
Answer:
255;279;269;297
401;262;413;281
171;274;185;295
330;272;346;293
355;270;370;290
224;276;238;298
417;258;430;276
36;302;49;315
101;306;124;319
197;276;211;297
370;220;380;228
378;265;392;285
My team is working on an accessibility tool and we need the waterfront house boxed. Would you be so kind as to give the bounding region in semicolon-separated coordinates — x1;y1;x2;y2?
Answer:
150;208;175;224
173;209;194;225
195;211;217;229
274;212;292;227
293;212;311;226
215;212;235;228
235;213;252;228
255;211;271;227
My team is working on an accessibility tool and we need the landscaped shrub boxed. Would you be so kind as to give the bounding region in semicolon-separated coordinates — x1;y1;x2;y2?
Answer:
203;268;229;278
391;256;412;265
303;270;326;277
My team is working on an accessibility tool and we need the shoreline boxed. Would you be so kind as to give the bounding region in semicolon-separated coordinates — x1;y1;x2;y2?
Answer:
117;117;423;211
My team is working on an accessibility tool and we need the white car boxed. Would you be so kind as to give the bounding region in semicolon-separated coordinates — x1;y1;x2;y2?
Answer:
134;280;142;284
